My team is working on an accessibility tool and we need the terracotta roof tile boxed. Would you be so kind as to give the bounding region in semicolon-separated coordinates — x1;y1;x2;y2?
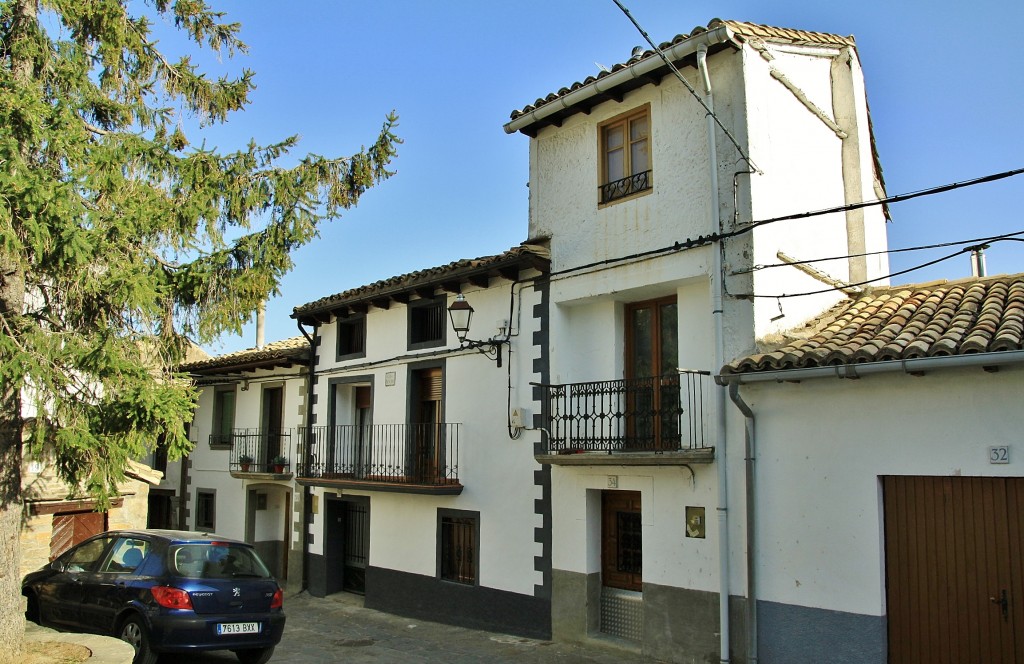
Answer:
180;336;309;373
722;274;1024;375
508;19;857;123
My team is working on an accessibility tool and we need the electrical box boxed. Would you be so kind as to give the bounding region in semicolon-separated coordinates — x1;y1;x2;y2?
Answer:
510;407;527;428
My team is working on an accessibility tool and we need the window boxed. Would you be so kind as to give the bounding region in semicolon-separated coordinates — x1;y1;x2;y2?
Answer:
336;313;366;360
99;537;150;574
408;297;446;349
211;387;235;448
196;489;216;531
438;509;478;585
599;107;652;204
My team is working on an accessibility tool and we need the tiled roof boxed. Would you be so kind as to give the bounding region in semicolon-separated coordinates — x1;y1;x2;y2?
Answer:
180;336;309;373
722;274;1024;375
292;244;550;321
508;19;857;124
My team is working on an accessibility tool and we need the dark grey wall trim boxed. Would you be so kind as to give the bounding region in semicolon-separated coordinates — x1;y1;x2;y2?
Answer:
531;279;552;600
307;552;327;598
365;566;551;640
759;600;886;663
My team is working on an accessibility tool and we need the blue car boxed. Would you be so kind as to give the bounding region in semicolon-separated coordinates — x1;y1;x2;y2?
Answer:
22;529;286;664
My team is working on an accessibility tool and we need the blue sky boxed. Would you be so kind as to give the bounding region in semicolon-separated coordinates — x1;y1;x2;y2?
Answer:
172;1;1024;354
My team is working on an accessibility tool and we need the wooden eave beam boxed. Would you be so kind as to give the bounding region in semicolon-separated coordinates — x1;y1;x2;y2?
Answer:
498;266;520;281
441;281;462;294
371;297;391;310
414;287;436;300
468;274;490;289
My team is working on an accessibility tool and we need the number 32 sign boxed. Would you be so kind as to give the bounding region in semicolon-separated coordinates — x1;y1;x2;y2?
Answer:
989;446;1010;464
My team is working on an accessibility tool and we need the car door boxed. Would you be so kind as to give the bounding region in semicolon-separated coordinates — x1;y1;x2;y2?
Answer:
36;535;116;629
81;536;151;633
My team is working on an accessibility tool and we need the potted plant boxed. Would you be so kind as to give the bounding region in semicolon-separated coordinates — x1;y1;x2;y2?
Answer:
238;454;253;472
271;455;288;473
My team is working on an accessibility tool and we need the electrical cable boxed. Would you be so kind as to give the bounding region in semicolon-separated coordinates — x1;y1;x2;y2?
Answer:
611;0;761;174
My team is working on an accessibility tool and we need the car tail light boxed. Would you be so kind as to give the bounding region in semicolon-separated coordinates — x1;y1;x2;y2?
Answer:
151;586;193;610
270;588;283;609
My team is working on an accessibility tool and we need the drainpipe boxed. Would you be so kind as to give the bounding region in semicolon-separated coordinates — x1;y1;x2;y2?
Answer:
297;319;316;592
729;382;758;663
697;45;731;664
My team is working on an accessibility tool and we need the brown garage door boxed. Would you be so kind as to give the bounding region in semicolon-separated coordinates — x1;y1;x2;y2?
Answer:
883;476;1024;663
50;511;106;561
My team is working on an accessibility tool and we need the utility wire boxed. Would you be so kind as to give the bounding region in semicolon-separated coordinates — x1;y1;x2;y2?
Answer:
732;236;1024;299
734;230;1024;274
611;0;760;173
549;166;1024;279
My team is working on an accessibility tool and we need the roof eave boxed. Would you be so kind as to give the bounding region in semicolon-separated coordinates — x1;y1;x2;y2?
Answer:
503;25;738;136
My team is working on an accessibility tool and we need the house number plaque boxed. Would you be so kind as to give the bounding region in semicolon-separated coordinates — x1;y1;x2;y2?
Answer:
989;445;1010;464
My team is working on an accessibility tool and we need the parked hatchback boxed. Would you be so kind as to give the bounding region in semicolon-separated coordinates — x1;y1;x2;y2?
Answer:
23;529;285;664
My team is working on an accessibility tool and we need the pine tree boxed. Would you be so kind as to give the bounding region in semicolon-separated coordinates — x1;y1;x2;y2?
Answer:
0;1;399;657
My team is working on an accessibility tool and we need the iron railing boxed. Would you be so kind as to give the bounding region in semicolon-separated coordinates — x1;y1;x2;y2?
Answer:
216;429;292;474
538;370;712;454
599;169;652;204
298;423;461;487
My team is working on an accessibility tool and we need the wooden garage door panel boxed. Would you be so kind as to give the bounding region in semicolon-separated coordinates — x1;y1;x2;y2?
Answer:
884;476;1022;663
50;511;106;561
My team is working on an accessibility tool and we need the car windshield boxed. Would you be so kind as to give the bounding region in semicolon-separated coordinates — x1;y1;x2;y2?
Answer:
168;543;272;580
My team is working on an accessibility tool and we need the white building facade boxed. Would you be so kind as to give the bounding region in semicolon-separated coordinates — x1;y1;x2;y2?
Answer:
504;20;888;662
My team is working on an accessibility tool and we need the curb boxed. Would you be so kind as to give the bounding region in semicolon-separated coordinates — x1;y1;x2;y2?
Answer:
25;622;134;664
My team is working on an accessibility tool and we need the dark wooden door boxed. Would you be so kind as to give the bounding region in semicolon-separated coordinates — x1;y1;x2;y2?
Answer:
410;367;442;482
884;476;1024;663
602;491;642;591
625;297;679;450
262;386;284;465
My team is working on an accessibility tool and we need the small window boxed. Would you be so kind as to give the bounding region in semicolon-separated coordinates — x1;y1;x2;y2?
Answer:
196;489;216;531
99;537;150;574
211;388;235;448
599;107;652;204
409;298;446;349
336;314;366;360
438;509;478;585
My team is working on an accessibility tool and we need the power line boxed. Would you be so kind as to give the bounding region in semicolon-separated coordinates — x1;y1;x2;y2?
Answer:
734;230;1024;275
611;0;760;173
730;235;1024;299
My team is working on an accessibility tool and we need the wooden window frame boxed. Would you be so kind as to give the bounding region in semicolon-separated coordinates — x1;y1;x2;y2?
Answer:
336;313;366;361
195;488;216;531
437;508;479;586
408;297;447;350
210;387;235;449
598;104;653;206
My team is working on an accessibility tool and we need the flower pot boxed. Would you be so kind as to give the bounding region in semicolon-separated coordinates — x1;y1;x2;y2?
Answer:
240;463;251;472
273;464;285;473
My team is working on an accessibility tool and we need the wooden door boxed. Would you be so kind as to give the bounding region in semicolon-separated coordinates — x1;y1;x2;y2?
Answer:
50;511;106;561
262;386;284;465
884;476;1024;663
410;367;442;482
625;297;679;450
602;491;642;591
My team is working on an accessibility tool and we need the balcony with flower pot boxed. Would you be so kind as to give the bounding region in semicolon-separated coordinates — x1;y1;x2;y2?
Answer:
225;428;293;480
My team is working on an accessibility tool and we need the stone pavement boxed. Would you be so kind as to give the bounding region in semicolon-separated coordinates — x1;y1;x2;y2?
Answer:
179;590;665;663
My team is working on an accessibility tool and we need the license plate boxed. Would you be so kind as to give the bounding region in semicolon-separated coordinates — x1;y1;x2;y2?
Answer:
217;622;260;635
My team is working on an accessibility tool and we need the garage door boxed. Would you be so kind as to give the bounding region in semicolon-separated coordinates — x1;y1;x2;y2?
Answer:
883;476;1024;663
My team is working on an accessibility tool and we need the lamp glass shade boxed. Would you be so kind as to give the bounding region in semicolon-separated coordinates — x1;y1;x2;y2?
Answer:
448;294;474;341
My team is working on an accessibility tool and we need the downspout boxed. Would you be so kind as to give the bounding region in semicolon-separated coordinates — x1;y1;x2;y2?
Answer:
729;381;758;663
696;45;731;664
297;319;316;592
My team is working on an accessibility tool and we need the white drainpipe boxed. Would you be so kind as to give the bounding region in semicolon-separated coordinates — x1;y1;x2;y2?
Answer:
697;45;732;664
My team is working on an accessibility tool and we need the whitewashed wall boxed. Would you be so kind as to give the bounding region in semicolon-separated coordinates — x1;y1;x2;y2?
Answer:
309;275;545;596
737;364;1024;617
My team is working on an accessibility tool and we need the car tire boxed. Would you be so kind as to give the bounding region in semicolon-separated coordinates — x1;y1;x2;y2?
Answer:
233;646;275;664
119;615;158;664
23;591;40;625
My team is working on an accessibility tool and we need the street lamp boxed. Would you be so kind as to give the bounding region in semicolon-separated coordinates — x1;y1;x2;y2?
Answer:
447;293;508;368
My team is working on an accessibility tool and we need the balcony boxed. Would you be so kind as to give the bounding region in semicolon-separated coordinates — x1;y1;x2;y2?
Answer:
217;429;293;479
535;370;715;466
296;423;463;495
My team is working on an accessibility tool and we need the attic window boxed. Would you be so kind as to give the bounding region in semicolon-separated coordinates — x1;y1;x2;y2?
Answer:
409;297;446;350
599;106;652;204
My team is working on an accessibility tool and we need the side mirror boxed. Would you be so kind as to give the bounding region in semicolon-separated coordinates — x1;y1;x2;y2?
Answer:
49;560;64;572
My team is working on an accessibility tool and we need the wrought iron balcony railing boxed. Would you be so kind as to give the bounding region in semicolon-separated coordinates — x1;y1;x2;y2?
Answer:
212;429;292;474
298;423;461;487
537;370;712;455
599;169;652;204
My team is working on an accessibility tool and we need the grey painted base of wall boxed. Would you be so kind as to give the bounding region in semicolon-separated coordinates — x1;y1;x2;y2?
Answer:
552;570;884;664
365;566;551;640
759;600;886;663
253;540;284;579
307;552;328;598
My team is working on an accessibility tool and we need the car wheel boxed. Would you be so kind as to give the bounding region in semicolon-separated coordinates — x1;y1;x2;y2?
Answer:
233;646;275;664
119;615;158;664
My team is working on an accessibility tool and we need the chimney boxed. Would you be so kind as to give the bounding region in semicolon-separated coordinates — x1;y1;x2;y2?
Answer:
256;301;266;350
970;245;989;278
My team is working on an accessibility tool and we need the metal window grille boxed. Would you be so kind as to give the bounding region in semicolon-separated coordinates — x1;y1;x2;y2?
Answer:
440;516;476;584
410;301;445;345
599;169;653;204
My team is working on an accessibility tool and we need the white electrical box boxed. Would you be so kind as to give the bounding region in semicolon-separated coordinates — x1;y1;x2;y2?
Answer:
510;407;527;428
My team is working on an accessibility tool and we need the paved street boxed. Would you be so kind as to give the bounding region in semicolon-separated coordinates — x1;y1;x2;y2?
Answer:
175;590;663;663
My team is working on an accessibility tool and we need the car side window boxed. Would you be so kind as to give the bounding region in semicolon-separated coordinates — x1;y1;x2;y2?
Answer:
98;537;150;574
64;537;115;573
